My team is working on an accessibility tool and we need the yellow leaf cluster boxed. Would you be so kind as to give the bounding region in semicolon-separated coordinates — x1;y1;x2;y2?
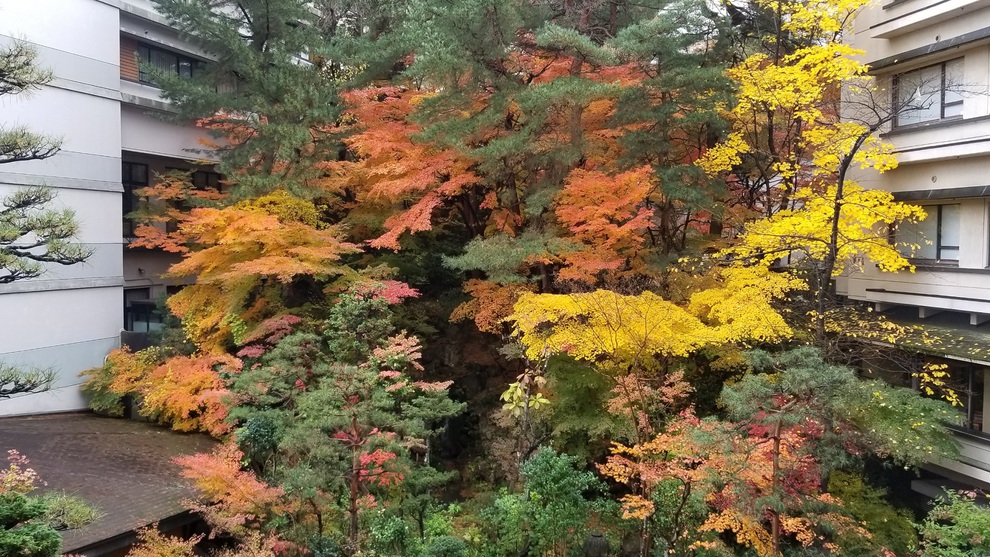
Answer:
618;494;655;520
510;290;711;368
510;269;798;370
696;131;748;176
688;267;803;343
728;183;926;276
699;510;773;556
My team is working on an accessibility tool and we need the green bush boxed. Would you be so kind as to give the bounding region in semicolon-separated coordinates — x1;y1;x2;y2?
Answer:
425;535;467;557
0;492;60;557
39;491;102;530
827;470;917;556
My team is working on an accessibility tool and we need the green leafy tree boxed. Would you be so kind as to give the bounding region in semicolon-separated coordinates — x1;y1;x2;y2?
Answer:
601;348;963;556
715;348;961;555
150;0;403;198
919;490;990;557
479;448;608;557
227;285;464;555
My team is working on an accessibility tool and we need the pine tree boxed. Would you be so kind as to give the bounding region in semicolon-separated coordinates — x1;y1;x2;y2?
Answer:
1;41;88;284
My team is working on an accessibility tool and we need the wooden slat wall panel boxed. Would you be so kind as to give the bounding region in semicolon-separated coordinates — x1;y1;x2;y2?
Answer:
120;35;140;81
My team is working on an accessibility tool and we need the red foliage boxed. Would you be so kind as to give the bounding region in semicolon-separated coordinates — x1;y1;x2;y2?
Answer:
352;280;420;304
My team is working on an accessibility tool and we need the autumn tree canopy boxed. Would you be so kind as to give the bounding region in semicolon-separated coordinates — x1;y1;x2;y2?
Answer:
87;1;990;556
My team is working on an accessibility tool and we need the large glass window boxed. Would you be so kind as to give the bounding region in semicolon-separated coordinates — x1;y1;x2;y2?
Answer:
122;162;148;238
137;43;202;84
897;204;960;261
894;59;964;127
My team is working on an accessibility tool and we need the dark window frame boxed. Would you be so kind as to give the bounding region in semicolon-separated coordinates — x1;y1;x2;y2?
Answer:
122;162;149;238
893;58;964;128
137;42;203;85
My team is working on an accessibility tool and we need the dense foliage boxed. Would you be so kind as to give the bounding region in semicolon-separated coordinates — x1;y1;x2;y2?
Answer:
75;0;990;555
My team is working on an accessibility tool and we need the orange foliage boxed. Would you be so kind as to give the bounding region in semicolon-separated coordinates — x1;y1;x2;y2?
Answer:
127;526;203;557
556;166;656;283
136;190;359;352
175;443;288;536
142;354;240;436
450;279;535;334
334;87;480;250
85;348;238;436
601;410;868;556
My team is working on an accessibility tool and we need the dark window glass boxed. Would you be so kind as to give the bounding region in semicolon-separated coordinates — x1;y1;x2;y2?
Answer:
136;43;201;85
122;162;149;238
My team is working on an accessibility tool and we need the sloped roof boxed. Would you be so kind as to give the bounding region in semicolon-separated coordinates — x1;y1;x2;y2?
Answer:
0;412;216;555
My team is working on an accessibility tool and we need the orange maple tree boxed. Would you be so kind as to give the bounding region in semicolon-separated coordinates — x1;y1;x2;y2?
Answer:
133;189;360;352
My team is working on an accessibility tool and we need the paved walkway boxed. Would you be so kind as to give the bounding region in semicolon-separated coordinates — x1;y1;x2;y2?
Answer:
0;412;216;554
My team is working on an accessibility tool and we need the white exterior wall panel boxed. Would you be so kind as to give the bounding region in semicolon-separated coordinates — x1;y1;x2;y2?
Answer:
0;0;123;415
0;0;214;416
121;105;214;160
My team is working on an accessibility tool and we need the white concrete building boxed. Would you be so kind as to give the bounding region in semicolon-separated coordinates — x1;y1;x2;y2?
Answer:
843;0;990;490
0;0;215;416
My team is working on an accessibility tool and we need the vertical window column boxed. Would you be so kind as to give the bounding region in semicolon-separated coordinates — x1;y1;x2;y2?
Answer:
122;162;148;238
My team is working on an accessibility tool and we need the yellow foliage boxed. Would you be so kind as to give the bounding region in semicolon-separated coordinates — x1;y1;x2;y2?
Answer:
510;290;710;368
696;131;748;179
688;267;803;343
915;362;963;407
510;269;798;371
618;494;655;520
728;184;926;276
698;0;909;293
699;510;774;556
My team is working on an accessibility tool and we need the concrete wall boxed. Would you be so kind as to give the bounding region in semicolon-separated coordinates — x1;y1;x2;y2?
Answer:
0;0;212;416
0;0;124;415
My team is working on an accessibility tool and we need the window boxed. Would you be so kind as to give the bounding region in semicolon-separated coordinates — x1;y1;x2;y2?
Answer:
192;170;222;190
122;162;148;238
124;288;163;333
894;59;964;127
921;362;986;433
137;43;202;84
897;204;960;261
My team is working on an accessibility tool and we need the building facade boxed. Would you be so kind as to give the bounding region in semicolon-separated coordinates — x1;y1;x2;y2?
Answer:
0;0;214;416
843;0;990;489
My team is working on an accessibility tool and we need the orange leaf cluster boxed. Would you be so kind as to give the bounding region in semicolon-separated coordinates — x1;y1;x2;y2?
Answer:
334;87;480;249
450;279;536;334
86;348;239;436
142;354;241;436
556;165;656;283
138;191;360;351
175;442;288;536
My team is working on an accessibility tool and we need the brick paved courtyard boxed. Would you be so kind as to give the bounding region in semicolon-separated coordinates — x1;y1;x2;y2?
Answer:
0;412;216;554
